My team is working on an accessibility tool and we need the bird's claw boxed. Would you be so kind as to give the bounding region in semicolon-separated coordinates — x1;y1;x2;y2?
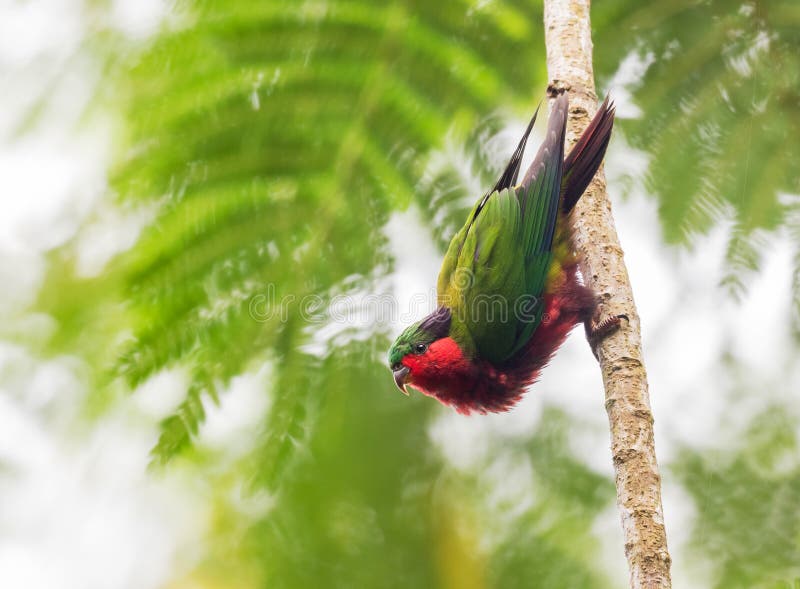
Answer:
586;314;628;356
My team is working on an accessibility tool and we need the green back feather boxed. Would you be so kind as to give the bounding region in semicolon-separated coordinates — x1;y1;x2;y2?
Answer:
437;95;568;364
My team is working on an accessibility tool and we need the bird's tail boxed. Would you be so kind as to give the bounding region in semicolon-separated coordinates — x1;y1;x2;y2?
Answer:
560;96;615;214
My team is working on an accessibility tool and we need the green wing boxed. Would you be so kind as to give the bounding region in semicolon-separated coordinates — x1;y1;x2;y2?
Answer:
437;95;568;364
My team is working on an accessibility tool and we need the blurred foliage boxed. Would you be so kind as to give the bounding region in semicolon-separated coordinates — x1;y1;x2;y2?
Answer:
486;410;615;589
44;0;619;586
674;408;800;589
102;0;547;461
21;0;800;587
593;0;800;308
31;0;550;486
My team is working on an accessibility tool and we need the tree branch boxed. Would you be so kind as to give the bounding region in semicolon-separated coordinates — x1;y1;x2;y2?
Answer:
542;1;673;587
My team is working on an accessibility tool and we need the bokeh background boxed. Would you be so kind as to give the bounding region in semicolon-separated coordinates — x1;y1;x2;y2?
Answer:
1;1;799;588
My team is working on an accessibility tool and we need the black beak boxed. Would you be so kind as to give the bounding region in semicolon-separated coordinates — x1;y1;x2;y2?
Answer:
392;365;411;395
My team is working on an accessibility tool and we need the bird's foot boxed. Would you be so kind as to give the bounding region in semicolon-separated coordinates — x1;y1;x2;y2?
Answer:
585;314;628;357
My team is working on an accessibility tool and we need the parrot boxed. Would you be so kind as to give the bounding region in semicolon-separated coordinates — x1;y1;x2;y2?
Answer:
387;92;620;414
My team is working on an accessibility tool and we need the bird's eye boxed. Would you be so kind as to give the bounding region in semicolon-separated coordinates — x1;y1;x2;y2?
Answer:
413;343;427;354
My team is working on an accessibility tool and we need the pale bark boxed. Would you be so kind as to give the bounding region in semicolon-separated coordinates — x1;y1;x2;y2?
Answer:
543;1;672;587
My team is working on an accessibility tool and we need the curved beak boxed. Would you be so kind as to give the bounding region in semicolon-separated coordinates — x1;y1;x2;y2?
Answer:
392;365;411;395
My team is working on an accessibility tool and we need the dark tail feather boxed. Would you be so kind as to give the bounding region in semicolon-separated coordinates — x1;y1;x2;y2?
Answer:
492;105;540;193
560;95;615;213
519;93;568;250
